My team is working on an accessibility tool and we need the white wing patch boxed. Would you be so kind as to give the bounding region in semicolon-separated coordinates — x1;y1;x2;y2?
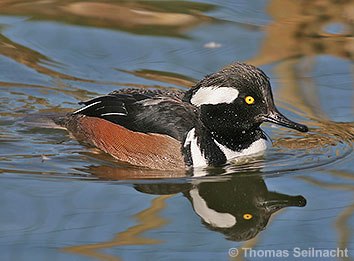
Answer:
190;87;239;106
190;188;236;228
184;128;208;167
100;112;127;116
214;138;268;161
74;101;101;114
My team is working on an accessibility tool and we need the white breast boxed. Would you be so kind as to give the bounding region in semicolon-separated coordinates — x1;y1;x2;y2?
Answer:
184;128;208;167
184;129;269;167
214;138;269;161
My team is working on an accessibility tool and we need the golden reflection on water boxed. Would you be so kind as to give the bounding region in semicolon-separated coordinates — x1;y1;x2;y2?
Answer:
0;0;213;37
0;31;177;102
248;0;354;66
62;194;172;260
118;69;194;88
0;33;93;83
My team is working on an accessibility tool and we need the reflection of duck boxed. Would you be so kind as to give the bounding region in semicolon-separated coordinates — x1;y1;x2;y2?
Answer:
135;175;306;241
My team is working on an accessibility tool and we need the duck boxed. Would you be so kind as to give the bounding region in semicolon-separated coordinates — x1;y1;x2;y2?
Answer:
53;62;308;169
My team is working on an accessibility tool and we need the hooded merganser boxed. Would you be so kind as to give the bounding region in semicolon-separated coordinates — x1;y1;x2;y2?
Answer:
55;62;308;169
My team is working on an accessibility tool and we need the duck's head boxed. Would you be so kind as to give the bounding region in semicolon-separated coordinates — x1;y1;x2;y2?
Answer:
183;62;308;134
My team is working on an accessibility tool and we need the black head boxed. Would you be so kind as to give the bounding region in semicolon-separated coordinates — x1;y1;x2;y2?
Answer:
183;62;308;134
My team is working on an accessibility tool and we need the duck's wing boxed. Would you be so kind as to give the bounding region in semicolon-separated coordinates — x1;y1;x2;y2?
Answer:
71;88;196;141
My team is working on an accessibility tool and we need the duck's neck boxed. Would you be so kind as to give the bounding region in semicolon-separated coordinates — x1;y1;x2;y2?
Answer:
183;126;268;167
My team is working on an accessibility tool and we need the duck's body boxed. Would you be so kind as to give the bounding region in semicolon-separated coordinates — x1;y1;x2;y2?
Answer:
54;63;308;169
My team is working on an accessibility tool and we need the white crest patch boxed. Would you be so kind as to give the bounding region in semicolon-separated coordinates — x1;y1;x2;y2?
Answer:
184;128;208;167
214;138;269;161
190;188;236;228
190;87;239;106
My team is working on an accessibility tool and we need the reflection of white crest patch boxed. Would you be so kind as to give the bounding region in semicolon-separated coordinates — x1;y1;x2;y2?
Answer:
191;87;239;106
184;128;207;167
190;188;236;228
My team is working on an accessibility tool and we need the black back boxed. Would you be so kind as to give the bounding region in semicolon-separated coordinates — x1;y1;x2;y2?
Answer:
73;88;198;141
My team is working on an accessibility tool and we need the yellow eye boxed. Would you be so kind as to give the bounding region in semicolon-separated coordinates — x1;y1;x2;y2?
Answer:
243;213;253;220
245;96;255;104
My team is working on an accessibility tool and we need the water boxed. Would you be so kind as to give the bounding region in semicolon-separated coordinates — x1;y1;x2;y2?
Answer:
0;0;354;260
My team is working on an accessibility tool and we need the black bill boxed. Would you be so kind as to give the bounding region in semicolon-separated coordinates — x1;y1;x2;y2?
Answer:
262;108;308;132
259;192;307;213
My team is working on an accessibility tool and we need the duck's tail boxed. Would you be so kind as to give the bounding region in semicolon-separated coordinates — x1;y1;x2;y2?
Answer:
21;112;70;130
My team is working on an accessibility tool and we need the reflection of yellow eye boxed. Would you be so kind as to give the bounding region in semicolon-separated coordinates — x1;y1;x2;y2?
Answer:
243;214;253;220
245;96;255;104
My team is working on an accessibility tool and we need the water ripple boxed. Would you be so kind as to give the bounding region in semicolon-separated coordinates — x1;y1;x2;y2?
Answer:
223;119;354;177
